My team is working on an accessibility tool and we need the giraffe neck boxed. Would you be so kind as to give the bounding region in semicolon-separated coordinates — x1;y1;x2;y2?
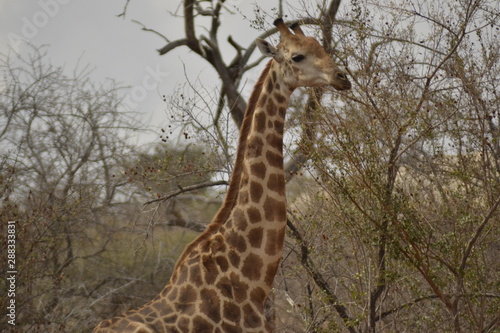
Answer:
212;60;274;225
221;59;294;292
93;60;296;333
165;61;274;278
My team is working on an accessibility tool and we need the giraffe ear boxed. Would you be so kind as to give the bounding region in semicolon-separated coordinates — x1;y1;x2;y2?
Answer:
256;39;276;57
256;39;284;62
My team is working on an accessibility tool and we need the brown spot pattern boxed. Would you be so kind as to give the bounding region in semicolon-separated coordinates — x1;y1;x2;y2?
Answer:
226;230;247;253
200;239;211;253
248;227;264;248
193;315;214;331
273;92;286;104
257;93;267;108
202;255;218;284
247;136;263;158
175;285;197;315
250;180;263;203
274;120;284;133
216;276;233;298
266;79;273;93
266;133;282;150
228;250;240;268
177;266;189;283
243;303;262;328
241;253;263;281
199;288;221;322
266;100;276;116
246;207;262;223
178;317;190;333
233;209;247;231
230;272;248;303
266;150;283;168
265;261;280;286
240;166;249;186
189;265;203;285
267;173;285;195
210;235;226;253
223;301;242;323
263;196;286;221
238;189;249;205
250;162;266;180
250;287;267;311
254;112;266;133
215;255;229;272
265;229;285;256
278;106;286;117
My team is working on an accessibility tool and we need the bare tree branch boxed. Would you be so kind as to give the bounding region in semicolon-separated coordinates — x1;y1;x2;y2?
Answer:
144;180;229;205
460;194;500;273
286;216;358;333
159;218;207;232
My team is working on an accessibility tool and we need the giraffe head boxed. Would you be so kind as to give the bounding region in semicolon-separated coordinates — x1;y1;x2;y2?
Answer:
256;18;351;91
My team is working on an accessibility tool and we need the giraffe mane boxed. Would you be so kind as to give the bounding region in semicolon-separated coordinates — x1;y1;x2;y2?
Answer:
212;59;274;224
169;59;274;273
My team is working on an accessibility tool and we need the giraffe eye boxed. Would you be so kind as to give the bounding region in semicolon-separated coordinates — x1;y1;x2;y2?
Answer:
291;54;305;63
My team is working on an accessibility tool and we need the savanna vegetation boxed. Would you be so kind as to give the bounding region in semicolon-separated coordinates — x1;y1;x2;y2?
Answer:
1;0;499;332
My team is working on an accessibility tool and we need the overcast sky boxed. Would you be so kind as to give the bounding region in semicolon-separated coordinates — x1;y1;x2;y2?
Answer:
0;0;281;145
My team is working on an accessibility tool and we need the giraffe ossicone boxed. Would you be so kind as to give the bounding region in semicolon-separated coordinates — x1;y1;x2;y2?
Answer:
94;18;350;333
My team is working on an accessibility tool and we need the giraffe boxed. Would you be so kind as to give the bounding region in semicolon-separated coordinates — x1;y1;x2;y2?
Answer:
94;18;351;333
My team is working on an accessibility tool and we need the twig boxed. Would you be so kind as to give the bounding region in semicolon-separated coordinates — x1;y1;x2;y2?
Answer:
286;217;358;333
377;293;500;321
159;218;207;232
460;195;500;273
131;19;170;43
117;0;132;18
144;180;228;205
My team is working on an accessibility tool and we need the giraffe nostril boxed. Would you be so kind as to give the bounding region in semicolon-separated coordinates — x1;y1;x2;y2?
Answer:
337;72;347;80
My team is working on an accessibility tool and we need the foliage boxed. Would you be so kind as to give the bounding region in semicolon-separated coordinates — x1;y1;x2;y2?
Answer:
0;45;225;332
280;0;500;331
0;45;153;332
